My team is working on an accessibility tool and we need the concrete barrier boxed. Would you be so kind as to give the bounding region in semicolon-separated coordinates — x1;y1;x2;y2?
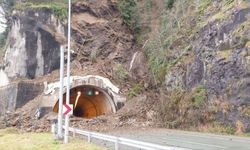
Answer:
0;81;44;116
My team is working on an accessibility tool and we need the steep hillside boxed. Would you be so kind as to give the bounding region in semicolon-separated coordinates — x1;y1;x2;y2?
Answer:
0;0;250;135
130;0;250;133
0;0;149;132
0;0;147;87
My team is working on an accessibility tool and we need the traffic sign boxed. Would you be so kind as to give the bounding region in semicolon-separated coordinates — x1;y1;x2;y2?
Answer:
63;103;73;116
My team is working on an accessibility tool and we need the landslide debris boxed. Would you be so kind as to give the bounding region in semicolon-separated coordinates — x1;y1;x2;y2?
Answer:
70;1;136;78
0;0;147;133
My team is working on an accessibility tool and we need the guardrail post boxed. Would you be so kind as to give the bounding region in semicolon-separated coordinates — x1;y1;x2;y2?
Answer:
115;137;119;150
66;127;188;150
73;129;76;138
88;133;91;143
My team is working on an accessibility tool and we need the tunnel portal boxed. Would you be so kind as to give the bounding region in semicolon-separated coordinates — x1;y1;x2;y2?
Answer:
42;75;126;119
53;85;116;119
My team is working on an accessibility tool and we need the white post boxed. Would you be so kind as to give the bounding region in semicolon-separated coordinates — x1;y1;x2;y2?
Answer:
57;46;64;139
115;137;119;150
51;123;55;133
64;0;71;144
73;128;76;138
88;133;91;143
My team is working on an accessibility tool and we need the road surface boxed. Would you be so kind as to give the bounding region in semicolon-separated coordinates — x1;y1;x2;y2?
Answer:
89;129;250;150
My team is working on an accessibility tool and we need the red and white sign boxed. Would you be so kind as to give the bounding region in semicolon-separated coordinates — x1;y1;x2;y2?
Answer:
63;103;73;116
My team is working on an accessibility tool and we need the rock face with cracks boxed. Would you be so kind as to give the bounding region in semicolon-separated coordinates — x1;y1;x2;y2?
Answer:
3;8;65;79
163;1;250;131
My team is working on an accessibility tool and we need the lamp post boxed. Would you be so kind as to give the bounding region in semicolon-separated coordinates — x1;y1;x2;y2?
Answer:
57;45;64;140
64;0;71;144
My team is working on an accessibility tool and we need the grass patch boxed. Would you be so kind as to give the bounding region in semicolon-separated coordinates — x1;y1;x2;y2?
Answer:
117;0;137;27
241;107;250;118
244;133;250;137
198;0;212;15
156;86;208;128
197;0;236;28
233;21;250;37
216;50;231;61
113;64;129;81
90;49;97;63
195;122;236;135
245;41;250;47
164;0;175;9
0;128;19;136
145;41;191;85
145;0;153;12
192;86;207;108
0;128;104;150
128;82;144;98
14;2;68;20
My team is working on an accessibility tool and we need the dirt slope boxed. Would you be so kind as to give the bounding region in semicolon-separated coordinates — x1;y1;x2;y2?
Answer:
0;0;149;132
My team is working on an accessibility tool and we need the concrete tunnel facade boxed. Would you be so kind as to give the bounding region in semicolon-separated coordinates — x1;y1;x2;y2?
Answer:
53;85;116;118
42;75;126;119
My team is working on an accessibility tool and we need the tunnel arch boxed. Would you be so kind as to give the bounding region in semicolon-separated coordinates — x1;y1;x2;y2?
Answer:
43;75;126;119
53;85;117;118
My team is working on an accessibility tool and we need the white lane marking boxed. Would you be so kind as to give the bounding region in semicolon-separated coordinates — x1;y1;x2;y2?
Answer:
136;135;226;149
163;132;250;143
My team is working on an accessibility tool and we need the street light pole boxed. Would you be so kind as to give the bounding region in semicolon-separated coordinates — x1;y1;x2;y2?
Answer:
64;0;71;144
57;46;64;140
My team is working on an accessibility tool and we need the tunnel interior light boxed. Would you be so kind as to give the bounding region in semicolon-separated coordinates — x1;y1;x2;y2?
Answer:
54;85;115;119
95;91;99;95
74;91;81;109
86;90;93;96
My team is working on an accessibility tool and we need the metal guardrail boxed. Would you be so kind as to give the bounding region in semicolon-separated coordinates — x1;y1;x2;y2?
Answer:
64;126;190;150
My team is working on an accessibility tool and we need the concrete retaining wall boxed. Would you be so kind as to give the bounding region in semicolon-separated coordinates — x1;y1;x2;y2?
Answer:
16;82;44;108
0;84;18;116
0;81;44;116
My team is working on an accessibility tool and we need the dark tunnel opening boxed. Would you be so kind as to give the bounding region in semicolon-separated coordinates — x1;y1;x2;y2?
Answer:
53;85;116;119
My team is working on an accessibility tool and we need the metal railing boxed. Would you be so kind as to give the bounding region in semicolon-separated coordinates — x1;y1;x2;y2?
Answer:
64;126;190;150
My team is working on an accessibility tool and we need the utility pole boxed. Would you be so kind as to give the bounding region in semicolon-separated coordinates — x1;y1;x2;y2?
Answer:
57;46;64;140
64;0;71;144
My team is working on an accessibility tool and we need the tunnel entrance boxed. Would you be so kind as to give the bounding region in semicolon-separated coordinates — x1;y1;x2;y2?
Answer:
53;85;116;119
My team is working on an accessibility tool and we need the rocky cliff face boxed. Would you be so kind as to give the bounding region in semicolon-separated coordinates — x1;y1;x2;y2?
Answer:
136;0;250;131
178;4;250;123
3;8;65;79
191;5;250;130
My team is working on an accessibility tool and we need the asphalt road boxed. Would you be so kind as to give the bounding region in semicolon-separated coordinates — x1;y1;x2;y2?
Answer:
104;129;250;150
